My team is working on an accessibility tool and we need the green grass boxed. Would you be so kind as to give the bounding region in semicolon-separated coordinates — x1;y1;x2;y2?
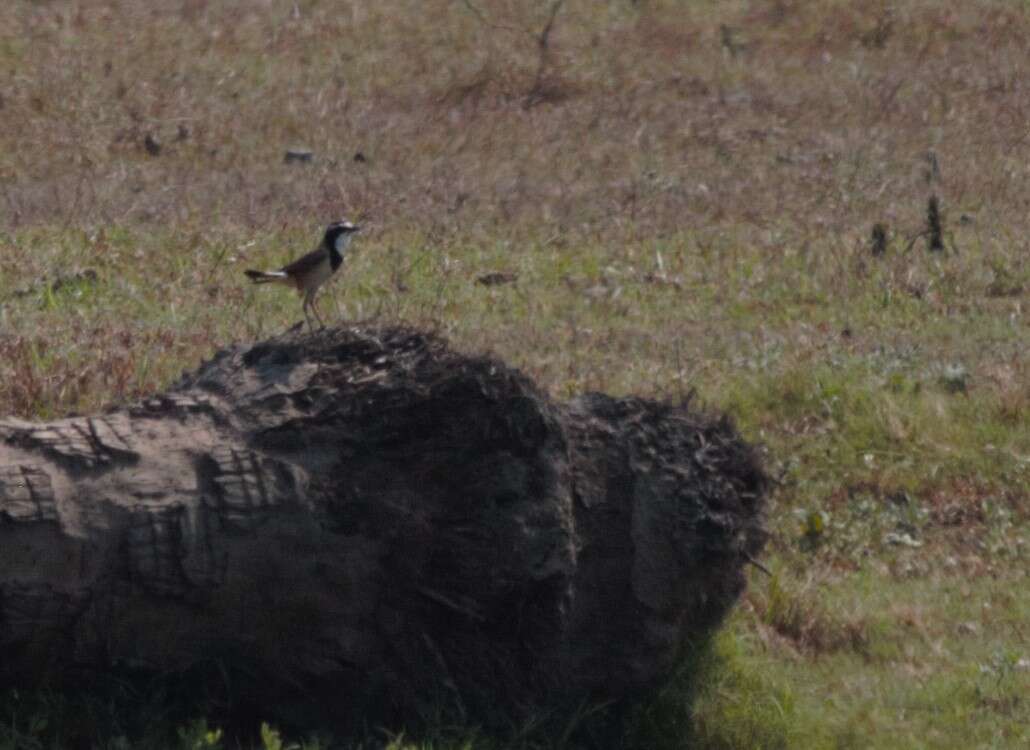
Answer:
2;221;1025;749
2;0;1029;747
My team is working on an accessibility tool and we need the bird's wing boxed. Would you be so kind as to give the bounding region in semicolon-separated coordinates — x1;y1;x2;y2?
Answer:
280;246;327;276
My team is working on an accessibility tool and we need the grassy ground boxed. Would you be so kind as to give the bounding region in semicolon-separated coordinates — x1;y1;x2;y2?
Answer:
1;1;1027;747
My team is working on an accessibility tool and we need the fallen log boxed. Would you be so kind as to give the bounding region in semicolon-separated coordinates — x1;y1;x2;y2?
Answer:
0;325;768;733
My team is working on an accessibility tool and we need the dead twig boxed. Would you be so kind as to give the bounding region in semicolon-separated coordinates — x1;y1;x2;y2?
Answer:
458;0;567;107
459;0;527;36
525;0;567;107
745;553;772;577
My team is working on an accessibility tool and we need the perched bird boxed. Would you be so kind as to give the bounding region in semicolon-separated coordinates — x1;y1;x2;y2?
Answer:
245;220;361;329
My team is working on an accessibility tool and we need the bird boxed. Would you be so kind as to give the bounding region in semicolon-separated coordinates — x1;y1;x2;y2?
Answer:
244;220;361;329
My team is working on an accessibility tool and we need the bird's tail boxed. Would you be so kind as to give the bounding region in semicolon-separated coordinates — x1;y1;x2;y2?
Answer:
244;269;289;284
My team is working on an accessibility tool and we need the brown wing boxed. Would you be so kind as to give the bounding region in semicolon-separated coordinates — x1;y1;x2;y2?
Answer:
280;246;327;277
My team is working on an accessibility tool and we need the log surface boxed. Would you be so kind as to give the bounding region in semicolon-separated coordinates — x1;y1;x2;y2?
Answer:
0;326;768;729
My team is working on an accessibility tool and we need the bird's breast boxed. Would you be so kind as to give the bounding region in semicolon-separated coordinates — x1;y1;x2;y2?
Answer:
328;247;344;271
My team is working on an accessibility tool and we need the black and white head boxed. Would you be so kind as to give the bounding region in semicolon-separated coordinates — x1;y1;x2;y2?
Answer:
323;220;361;254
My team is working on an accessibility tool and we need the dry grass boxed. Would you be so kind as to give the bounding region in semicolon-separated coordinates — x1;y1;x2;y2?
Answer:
3;0;1030;243
1;1;1028;748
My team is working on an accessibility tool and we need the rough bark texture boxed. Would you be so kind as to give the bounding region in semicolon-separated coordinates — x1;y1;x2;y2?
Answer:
0;325;768;731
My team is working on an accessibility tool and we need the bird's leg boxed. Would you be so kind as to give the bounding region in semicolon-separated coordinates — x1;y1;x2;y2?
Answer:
332;290;342;323
310;291;327;330
302;297;317;331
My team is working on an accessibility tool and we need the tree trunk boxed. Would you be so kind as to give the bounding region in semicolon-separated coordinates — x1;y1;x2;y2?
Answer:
0;326;768;732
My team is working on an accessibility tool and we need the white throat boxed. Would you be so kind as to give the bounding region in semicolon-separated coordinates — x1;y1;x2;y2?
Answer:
333;233;354;254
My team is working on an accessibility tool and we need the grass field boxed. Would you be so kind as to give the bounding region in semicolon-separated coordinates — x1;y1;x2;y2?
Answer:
1;1;1028;747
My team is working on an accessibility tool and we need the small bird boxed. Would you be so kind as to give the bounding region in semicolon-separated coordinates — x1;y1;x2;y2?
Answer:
245;220;361;329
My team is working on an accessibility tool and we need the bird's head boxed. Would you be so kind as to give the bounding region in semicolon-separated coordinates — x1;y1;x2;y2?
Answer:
324;220;361;253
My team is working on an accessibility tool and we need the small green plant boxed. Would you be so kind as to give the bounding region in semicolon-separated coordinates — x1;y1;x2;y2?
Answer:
938;363;969;394
985;258;1026;297
177;719;224;750
260;723;284;750
799;508;829;549
257;722;326;750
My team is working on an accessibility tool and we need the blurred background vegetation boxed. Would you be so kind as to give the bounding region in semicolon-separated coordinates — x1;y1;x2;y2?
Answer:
0;1;1027;747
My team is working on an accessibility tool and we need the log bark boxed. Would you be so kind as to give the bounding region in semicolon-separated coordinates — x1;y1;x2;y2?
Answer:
0;326;768;731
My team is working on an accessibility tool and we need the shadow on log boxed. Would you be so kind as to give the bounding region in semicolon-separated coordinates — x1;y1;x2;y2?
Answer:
0;326;768;737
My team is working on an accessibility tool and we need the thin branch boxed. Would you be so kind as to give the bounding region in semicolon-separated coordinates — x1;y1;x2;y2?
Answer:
459;0;531;38
744;553;772;577
538;0;565;53
526;0;567;106
457;0;568;107
459;0;566;50
903;229;929;254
